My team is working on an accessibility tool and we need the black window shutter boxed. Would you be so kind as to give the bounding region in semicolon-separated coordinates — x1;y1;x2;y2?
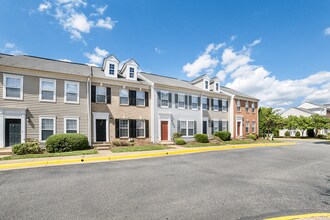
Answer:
198;97;201;110
145;120;149;138
211;121;214;134
145;92;149;107
106;87;111;104
129;90;136;106
194;121;197;135
115;119;119;138
219;99;222;111
185;95;188;109
175;94;178;108
91;85;96;103
129;120;137;138
211;99;214;111
177;120;181;133
157;91;161;107
169;93;172;108
207;98;210;110
189;96;192;109
219;121;223;131
227;121;229;131
226;100;228;111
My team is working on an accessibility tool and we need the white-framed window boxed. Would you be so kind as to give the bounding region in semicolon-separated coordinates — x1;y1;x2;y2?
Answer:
109;63;115;75
161;91;169;107
96;86;106;103
252;102;255;113
39;78;56;102
246;120;249;133
40;117;56;141
129;67;135;78
202;97;208;110
119;119;129;138
215;82;219;92
252;121;256;133
178;94;185;109
213;98;219;111
245;101;249;113
188;121;194;136
120;89;129;105
222;120;227;131
237;100;241;112
192;96;198;110
64;81;79;104
136;120;145;138
180;121;187;136
204;80;209;90
222;99;227;112
64;117;79;133
3;74;23;100
136;91;145;106
213;121;219;133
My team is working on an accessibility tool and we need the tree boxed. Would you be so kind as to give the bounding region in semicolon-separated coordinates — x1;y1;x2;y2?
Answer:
259;107;284;139
296;116;312;137
311;114;330;136
284;115;298;131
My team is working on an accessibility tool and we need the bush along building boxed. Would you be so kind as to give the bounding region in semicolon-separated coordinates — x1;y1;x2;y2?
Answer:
0;53;259;148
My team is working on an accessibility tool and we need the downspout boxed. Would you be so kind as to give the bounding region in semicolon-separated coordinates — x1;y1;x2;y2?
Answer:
87;66;93;146
151;85;155;143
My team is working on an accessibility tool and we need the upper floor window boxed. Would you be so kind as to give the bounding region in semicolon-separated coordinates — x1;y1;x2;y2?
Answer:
213;98;219;111
222;99;227;112
120;89;129;105
178;94;185;109
237;100;241;112
3;74;23;100
136;91;145;106
96;86;106;103
40;78;56;102
252;102;255;113
161;91;169;107
204;80;209;90
192;96;198;110
65;81;79;104
109;64;115;75
129;67;135;78
64;118;79;133
245;101;249;112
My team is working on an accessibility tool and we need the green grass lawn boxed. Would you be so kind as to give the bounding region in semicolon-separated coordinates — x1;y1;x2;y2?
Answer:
0;149;98;161
184;139;282;148
111;145;170;153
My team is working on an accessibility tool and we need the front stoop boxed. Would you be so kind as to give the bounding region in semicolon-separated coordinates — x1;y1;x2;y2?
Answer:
93;143;111;151
0;148;13;156
159;141;175;145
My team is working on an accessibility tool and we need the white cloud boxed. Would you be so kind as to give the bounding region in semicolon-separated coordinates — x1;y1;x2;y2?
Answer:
59;58;71;62
230;35;236;41
4;43;15;49
84;47;109;66
248;38;262;47
1;42;25;55
155;47;164;54
37;0;115;42
183;42;225;78
324;27;330;36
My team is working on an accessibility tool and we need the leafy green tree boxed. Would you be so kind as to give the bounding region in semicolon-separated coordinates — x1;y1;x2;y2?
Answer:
259;107;284;139
310;114;330;136
284;115;298;131
296;116;312;137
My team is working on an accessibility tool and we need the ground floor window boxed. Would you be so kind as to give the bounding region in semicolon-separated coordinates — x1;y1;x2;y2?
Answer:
137;120;145;138
65;118;79;133
188;121;194;136
119;120;129;138
40;117;55;141
213;121;219;133
246;120;249;133
252;121;256;133
221;120;227;131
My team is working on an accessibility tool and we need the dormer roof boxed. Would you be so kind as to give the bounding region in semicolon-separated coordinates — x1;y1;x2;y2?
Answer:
102;54;120;70
190;74;210;84
210;76;220;83
120;59;139;73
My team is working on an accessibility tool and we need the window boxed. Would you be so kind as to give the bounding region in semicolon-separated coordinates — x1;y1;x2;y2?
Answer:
222;120;227;131
136;91;145;106
188;121;194;136
213;98;219;111
213;121;219;133
246;120;249;133
245;101;249;113
204;80;209;90
202;97;208;110
96;86;106;103
40;117;55;141
120;89;129;105
109;64;115;75
215;82;219;92
252;102;255;113
222;99;227;112
180;121;187;136
65;81;79;103
178;94;185;109
192;96;198;110
129;67;134;78
252;121;256;133
119;120;129;138
3;74;23;100
237;100;241;112
65;118;79;133
137;120;145;138
40;78;56;102
161;91;169;107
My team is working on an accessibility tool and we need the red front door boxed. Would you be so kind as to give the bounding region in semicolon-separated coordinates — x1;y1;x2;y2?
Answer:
161;121;168;141
237;122;241;137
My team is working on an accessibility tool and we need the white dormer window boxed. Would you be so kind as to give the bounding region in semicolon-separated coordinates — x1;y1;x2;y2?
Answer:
204;80;209;90
109;64;115;75
215;82;219;92
129;67;135;78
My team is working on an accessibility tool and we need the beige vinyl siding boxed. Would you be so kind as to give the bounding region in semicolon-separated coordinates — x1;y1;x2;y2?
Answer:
0;70;88;141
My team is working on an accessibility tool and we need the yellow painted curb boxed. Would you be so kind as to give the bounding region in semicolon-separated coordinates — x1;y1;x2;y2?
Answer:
0;142;296;170
265;213;330;220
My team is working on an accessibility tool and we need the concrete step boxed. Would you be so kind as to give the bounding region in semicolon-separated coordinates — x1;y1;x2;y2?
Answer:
159;141;175;145
0;148;12;156
95;146;110;151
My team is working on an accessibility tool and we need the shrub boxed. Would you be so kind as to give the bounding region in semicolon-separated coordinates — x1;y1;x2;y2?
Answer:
174;138;186;145
194;134;209;143
173;132;182;139
317;134;327;139
307;129;315;137
247;134;257;141
46;134;89;153
327;133;330;139
12;142;42;155
295;131;301;137
214;131;231;141
111;139;132;147
284;131;290;137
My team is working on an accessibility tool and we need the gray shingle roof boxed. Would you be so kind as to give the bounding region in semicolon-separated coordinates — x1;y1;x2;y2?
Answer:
220;86;258;100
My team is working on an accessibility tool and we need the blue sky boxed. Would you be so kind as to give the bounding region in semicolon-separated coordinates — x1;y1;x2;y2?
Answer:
1;0;330;109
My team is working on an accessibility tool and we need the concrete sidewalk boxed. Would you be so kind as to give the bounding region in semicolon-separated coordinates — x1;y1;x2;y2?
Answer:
0;142;295;171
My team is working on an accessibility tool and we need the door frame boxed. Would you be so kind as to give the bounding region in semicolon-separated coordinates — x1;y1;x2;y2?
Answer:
92;112;109;143
160;121;169;141
5;119;22;147
158;114;171;142
236;116;243;138
202;117;209;135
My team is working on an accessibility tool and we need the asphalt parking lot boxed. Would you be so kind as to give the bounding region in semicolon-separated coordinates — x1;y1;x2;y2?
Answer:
0;140;329;220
